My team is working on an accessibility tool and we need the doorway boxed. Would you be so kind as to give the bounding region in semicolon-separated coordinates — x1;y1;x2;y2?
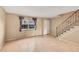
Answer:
43;19;50;35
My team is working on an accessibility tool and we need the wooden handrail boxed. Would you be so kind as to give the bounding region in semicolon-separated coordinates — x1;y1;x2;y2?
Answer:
57;10;79;28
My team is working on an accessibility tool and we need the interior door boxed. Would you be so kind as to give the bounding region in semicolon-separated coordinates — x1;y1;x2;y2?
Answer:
43;19;50;35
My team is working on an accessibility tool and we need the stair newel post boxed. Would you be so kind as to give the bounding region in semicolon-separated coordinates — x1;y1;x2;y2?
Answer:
56;27;58;37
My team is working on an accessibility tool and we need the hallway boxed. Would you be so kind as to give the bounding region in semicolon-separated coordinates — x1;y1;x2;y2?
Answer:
2;35;79;52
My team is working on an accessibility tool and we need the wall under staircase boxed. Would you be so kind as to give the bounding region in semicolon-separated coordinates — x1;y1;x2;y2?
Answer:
58;26;79;44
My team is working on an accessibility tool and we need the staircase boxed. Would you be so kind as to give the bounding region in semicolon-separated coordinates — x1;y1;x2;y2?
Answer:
56;10;79;37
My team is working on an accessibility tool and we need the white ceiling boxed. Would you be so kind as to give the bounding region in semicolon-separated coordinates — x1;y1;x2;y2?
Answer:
2;6;79;18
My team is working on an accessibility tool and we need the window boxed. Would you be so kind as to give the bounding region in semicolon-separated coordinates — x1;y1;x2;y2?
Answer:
19;16;37;31
21;19;35;31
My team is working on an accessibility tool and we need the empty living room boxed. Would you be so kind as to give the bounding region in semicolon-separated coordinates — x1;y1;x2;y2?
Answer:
0;6;79;52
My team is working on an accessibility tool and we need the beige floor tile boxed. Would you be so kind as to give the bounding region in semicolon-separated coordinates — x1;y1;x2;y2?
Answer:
2;35;79;52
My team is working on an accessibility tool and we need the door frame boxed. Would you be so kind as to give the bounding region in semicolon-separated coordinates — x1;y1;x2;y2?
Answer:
42;19;50;35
